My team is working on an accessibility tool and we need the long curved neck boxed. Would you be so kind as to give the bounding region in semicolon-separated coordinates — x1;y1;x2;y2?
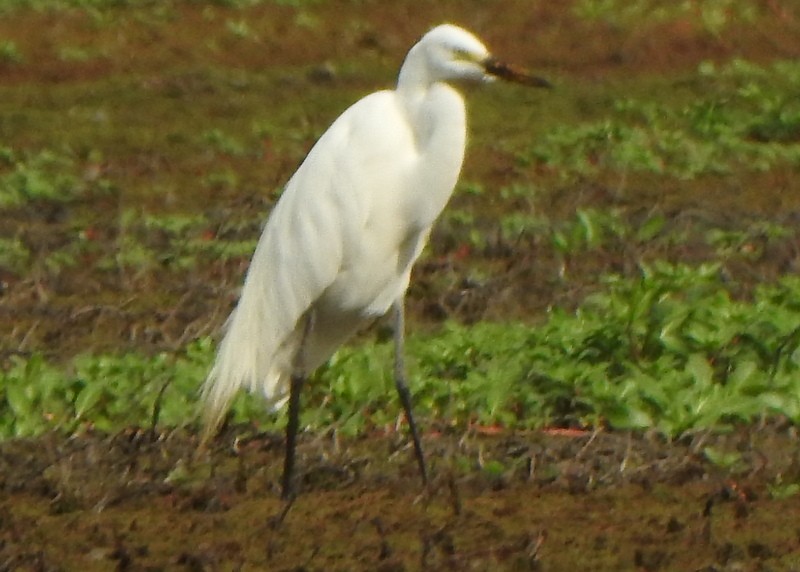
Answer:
396;43;433;96
396;43;449;149
394;41;467;211
395;80;467;228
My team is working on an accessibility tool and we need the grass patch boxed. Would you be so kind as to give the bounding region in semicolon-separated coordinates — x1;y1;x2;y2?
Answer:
3;262;799;439
519;59;800;180
2;2;800;447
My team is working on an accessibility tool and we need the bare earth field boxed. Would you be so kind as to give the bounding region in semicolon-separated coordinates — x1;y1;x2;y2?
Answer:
2;1;800;570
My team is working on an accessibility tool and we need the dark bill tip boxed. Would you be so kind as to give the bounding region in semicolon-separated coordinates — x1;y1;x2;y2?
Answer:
483;57;552;88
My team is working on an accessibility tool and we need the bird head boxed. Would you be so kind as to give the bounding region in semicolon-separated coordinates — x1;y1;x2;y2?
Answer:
402;24;551;89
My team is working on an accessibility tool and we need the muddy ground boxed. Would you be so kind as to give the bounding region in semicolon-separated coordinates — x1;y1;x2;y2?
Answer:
3;422;800;571
2;1;800;570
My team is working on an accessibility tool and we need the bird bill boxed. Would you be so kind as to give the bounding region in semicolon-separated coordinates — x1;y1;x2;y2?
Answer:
483;57;552;88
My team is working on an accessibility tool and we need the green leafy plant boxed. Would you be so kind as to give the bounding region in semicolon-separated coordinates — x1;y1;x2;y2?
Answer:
0;237;30;273
3;263;800;439
0;149;81;207
573;0;758;35
0;40;23;64
524;59;800;180
202;128;247;156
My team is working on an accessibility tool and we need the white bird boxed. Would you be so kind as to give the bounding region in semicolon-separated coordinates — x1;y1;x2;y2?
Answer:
201;23;550;499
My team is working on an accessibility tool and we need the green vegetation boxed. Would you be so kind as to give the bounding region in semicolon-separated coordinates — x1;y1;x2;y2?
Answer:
574;0;759;35
0;237;29;273
4;262;800;439
3;4;800;569
0;147;107;207
523;59;800;179
0;39;22;64
1;2;799;449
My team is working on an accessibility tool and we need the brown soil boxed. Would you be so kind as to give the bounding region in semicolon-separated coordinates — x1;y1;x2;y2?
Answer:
2;1;800;570
3;423;800;570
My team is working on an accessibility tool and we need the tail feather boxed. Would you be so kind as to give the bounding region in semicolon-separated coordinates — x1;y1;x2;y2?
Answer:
200;190;341;441
200;303;291;442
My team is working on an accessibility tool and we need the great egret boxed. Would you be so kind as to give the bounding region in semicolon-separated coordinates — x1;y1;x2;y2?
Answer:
201;23;550;499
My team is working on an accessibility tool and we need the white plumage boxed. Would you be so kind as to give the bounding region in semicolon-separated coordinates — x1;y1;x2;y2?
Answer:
201;24;549;495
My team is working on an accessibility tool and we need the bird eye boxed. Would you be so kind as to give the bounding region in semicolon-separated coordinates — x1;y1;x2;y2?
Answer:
451;47;472;61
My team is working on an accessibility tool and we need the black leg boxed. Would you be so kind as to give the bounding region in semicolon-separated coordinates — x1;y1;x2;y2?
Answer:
281;372;305;500
392;299;428;485
281;312;314;500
